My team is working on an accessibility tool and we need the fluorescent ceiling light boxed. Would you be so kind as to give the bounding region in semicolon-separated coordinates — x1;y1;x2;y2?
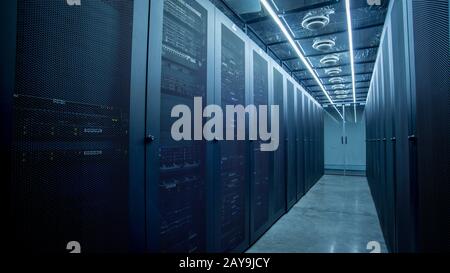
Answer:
345;0;357;123
260;0;343;119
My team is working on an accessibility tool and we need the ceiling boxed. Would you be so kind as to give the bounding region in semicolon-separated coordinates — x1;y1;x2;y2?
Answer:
211;0;390;107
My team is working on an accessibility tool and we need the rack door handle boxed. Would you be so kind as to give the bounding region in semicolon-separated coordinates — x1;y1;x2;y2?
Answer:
145;134;155;143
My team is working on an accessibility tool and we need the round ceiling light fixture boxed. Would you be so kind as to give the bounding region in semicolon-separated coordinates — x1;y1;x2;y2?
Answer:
332;84;346;90
312;38;335;52
329;77;345;84
302;14;330;31
334;90;350;95
336;94;348;99
325;67;342;76
320;54;340;66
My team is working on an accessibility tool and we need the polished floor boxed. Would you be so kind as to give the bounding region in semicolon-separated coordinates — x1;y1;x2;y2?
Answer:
247;175;387;253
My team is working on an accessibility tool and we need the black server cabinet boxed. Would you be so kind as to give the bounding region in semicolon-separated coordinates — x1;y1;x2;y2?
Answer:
381;27;396;252
304;98;312;191
376;48;388;244
296;89;305;200
313;104;319;182
389;0;415;253
366;0;450;252
309;100;314;187
319;108;324;177
213;14;250;252
302;95;309;192
271;65;287;221
408;0;450;251
5;0;148;253
146;0;215;253
249;46;272;243
286;80;297;210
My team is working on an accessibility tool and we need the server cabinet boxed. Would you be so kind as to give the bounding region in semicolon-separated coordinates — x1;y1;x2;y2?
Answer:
366;0;450;252
305;98;313;191
381;25;396;252
271;64;287;220
408;0;450;252
320;108;325;177
145;0;215;253
313;104;319;181
286;80;297;210
310;102;315;182
213;12;250;252
302;94;309;191
389;0;416;252
296;88;305;200
378;57;387;231
249;45;272;243
7;0;147;253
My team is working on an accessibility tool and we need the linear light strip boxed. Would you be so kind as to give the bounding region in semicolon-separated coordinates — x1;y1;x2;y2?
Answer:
260;0;343;119
345;0;357;123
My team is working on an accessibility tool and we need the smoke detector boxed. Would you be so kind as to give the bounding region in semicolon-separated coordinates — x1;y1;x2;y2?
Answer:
312;38;335;52
332;84;346;90
325;67;342;76
302;14;330;31
320;54;340;66
329;77;344;84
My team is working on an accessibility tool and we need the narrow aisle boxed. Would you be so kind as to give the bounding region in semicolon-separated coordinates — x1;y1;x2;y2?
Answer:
247;175;387;253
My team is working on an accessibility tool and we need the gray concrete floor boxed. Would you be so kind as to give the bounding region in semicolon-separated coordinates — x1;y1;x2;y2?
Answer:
247;175;388;253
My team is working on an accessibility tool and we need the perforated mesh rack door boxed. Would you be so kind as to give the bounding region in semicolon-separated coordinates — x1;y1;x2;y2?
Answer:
12;0;134;253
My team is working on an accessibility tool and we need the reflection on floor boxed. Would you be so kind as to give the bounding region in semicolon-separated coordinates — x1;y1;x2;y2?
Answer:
247;175;387;253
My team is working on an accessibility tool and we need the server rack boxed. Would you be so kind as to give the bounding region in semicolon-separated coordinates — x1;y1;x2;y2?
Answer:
286;79;297;210
295;88;305;200
146;0;216;253
248;43;273;244
213;10;250;252
313;103;318;182
302;96;309;192
5;0;149;253
305;98;313;191
390;0;416;252
381;28;396;252
271;62;287;222
366;0;450;252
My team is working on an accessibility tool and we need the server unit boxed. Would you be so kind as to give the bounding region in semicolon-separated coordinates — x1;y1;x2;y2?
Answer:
271;63;287;220
146;0;215;253
4;0;149;253
213;11;250;252
285;79;297;209
295;88;305;200
366;0;450;252
249;43;272;243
